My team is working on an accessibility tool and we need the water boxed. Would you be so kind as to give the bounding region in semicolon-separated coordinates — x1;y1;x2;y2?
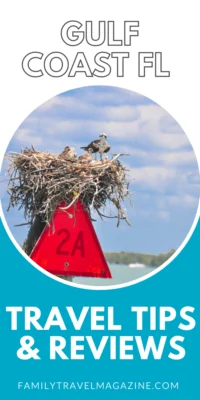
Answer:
73;264;156;287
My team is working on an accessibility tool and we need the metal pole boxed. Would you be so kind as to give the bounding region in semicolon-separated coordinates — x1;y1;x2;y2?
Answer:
23;215;45;256
58;275;73;282
23;216;73;282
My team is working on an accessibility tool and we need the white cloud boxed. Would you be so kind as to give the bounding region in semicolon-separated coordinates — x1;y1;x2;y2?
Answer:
37;96;63;111
19;96;190;150
158;151;197;166
129;166;178;191
167;194;198;208
127;165;199;210
133;207;171;222
15;128;43;145
38;96;139;122
153;133;189;149
157;210;171;221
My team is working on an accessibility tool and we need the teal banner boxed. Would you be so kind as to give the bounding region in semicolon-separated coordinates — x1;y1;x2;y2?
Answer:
1;218;199;399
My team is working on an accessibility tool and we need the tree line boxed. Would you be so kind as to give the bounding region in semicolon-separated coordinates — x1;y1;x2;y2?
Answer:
105;249;176;267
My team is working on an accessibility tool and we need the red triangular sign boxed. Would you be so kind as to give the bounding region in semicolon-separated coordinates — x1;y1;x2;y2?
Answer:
30;200;112;278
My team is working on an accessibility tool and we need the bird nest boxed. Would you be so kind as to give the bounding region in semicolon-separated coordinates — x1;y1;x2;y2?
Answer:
6;147;132;227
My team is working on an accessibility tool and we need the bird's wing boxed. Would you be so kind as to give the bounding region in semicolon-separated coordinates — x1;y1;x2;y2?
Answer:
91;140;100;149
83;139;100;152
81;139;100;152
104;145;111;153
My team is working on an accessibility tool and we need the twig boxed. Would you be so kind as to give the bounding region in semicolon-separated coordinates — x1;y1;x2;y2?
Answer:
14;222;31;227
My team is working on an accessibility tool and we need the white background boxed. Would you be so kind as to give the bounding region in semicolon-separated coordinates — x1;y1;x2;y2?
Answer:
0;0;199;194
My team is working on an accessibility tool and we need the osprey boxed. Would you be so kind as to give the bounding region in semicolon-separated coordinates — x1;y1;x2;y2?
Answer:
58;146;77;161
80;133;110;160
78;148;93;163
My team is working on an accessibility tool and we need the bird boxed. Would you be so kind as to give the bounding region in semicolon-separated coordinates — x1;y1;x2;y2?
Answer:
58;146;77;161
78;148;93;163
80;133;110;160
98;133;111;160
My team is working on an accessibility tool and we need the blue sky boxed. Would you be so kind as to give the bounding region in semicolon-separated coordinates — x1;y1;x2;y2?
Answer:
1;86;199;254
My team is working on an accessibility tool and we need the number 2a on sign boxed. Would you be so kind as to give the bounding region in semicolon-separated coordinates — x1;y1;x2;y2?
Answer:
56;229;85;258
